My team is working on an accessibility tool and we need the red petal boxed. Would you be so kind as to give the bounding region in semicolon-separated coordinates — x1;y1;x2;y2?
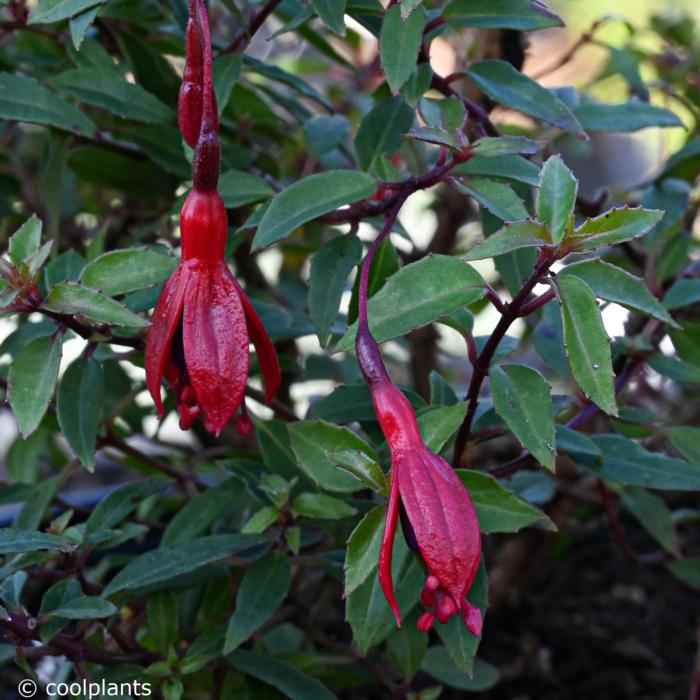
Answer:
229;274;281;403
183;262;249;435
396;446;481;607
379;462;402;627
145;265;188;417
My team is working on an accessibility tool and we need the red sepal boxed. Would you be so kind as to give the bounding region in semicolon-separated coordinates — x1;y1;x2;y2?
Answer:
378;461;402;627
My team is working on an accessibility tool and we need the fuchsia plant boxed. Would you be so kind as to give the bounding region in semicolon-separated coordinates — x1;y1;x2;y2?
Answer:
145;0;280;435
356;195;483;635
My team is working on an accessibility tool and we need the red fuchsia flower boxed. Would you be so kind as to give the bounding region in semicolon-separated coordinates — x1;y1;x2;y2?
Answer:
354;199;483;635
146;0;280;436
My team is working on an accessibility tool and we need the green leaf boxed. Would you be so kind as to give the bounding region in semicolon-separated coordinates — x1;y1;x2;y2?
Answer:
309;234;362;346
663;278;700;310
224;554;291;653
471;135;542;157
455;178;529;222
444;0;563;30
103;534;266;596
458;471;555;533
0;529;72;555
346;538;423;653
466;60;582;133
647;354;700;384
417;403;467;454
79;248;177;297
667;559;700;591
148;591;178;652
303;115;351;156
387;619;428;680
241;507;279;535
620;487;679;555
213;54;242;111
406;126;463;151
666;426;700;462
344;507;385;597
555;275;617;416
253;170;376;249
573;100;683;132
219;170;275;209
227;650;337;700
330;449;386;493
8;335;63;438
0;73;95;136
336;255;485;351
85;479;168;533
435;562;487;674
355;96;415;172
453;154;540;185
56;355;103;470
577;435;700;490
292;493;357;519
42;282;149;327
536;155;577;244
50;595;117;619
490;364;555;470
289;420;376;493
29;0;104;24
9;216;43;266
555;424;601;459
311;0;347;35
561;260;676;326
422;647;500;691
419;97;467;132
69;5;99;50
52;68;173;124
567;207;663;252
380;5;426;93
464;221;550;261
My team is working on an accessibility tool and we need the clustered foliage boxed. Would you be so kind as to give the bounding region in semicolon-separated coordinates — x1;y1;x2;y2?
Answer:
0;0;699;698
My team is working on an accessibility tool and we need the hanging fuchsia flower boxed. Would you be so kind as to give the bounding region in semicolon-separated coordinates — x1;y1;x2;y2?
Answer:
146;0;280;435
354;201;482;635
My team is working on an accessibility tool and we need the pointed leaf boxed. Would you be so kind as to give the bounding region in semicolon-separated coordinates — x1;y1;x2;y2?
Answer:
354;97;414;172
443;0;563;30
555;275;617;416
536;155;577;244
490;364;556;470
380;5;426;93
567;207;663;253
464;221;550;261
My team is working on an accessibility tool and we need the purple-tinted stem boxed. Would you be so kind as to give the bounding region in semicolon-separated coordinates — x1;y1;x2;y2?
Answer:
356;187;412;386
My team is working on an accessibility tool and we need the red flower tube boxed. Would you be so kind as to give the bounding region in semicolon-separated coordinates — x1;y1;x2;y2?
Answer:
146;0;280;435
355;197;483;635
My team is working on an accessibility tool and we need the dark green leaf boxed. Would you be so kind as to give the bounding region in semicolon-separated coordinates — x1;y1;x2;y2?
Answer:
43;282;149;327
56;355;103;470
219;170;275;209
79;247;177;297
620;487;679;555
663;278;700;310
578;435;700;490
29;0;104;24
292;493;357;519
309;234;362;346
417;403;467;454
52;68;173;124
490;364;555;470
50;595;117;619
380;5;426;93
9;216;43;266
556;275;617;416
561;260;676;326
573;100;683;132
289;420;376;493
344;507;385;597
0;529;72;555
86;479;168;533
0;73;95;136
311;0;347;35
354;96;415;172
103;535;267;595
444;0;563;30
648;354;700;383
453;154;540;185
464;221;550;261
455;178;529;222
466;60;582;133
8;335;63;438
227;650;337;700
566;207;663;252
421;647;500;690
336;255;485;351
458;471;554;532
303;115;351;156
224;554;291;653
148;591;178;652
253;171;376;249
471;135;542;157
536;155;577;244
